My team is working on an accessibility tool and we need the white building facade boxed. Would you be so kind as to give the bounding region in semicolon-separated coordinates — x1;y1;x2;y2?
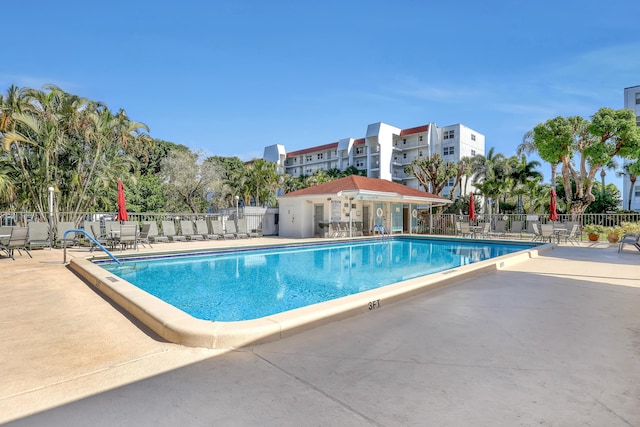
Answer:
622;85;640;212
264;121;485;197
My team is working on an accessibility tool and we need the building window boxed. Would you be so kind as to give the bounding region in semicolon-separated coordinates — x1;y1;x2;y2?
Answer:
471;134;476;141
317;153;323;160
445;178;454;187
471;149;476;156
356;147;363;154
634;186;640;198
419;135;423;142
306;155;312;162
403;138;407;144
636;93;640;104
443;130;455;139
443;146;454;156
418;150;423;157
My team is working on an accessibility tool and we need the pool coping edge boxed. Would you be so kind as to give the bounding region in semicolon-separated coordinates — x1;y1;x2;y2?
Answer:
69;241;555;349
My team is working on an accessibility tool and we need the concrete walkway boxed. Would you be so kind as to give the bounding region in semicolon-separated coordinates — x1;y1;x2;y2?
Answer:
1;239;639;426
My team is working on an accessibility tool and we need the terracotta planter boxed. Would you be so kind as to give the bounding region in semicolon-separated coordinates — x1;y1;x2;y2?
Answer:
607;234;619;243
587;233;599;241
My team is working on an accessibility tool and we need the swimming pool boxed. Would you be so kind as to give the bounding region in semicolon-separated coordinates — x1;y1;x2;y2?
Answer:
99;238;533;322
70;236;551;348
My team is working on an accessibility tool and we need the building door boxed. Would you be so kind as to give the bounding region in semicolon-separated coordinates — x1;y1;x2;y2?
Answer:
363;206;370;235
314;204;324;237
391;203;403;233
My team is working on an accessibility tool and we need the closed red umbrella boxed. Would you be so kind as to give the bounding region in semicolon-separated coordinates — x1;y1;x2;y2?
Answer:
116;179;129;221
469;193;476;221
549;189;558;221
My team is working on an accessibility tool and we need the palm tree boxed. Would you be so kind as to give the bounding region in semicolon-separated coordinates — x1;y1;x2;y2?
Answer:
617;162;638;210
509;154;542;214
470;148;509;215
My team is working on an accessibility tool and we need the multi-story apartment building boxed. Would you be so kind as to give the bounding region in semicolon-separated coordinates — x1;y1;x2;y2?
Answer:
622;85;640;211
263;121;485;197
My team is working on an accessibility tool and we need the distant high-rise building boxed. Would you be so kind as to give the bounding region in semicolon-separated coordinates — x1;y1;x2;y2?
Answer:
622;85;640;211
263;121;485;197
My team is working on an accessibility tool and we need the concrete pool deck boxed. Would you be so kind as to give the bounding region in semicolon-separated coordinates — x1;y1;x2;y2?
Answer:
1;237;639;425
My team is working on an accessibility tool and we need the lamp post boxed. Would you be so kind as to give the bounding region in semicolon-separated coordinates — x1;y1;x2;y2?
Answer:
235;195;240;222
48;186;54;239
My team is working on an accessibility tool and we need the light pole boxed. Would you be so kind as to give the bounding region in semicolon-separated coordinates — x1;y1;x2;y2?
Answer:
48;186;54;239
235;195;240;222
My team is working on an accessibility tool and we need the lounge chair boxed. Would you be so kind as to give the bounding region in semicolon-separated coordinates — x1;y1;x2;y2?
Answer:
27;222;51;250
1;227;31;260
490;220;507;238
540;224;554;242
211;219;234;239
144;221;169;243
137;223;152;248
227;219;249;239
506;220;524;238
237;218;259;238
180;220;204;240
195;219;219;240
56;221;78;247
161;221;187;242
618;232;640;253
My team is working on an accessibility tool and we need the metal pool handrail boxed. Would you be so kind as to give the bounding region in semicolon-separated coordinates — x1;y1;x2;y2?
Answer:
63;229;121;264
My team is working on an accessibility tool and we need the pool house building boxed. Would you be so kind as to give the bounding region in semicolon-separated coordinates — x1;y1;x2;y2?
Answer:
277;175;451;238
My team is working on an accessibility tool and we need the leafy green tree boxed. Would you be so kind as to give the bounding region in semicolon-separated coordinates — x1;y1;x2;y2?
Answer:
161;150;222;213
585;183;621;213
531;108;640;215
406;153;457;197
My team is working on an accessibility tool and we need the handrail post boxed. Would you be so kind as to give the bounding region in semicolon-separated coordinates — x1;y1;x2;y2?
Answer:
63;229;121;264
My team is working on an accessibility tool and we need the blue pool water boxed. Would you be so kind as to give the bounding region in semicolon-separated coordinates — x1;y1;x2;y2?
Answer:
99;238;533;322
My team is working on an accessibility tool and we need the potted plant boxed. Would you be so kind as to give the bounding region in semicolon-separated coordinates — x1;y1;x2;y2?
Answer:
604;226;624;243
583;224;602;241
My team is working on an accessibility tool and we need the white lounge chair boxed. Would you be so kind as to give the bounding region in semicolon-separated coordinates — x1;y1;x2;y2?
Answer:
144;221;169;243
27;222;51;250
180;220;204;240
195;219;219;240
161;221;187;242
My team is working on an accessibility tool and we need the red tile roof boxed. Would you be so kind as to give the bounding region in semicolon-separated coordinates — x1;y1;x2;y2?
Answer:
400;125;429;136
281;175;449;203
286;142;338;157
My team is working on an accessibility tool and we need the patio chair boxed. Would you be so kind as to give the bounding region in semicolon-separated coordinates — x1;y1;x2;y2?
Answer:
477;222;491;238
56;221;79;247
1;227;32;260
118;224;138;250
195;219;219;240
559;224;580;245
144;221;169;243
161;220;187;242
531;223;543;242
27;222;51;250
458;222;472;238
618;232;640;253
227;219;249;239
211;219;234;239
180;220;204;240
137;223;152;248
540;224;554;242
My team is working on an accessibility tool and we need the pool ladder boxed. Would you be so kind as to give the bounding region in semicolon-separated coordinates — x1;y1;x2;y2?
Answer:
373;224;390;239
63;229;121;264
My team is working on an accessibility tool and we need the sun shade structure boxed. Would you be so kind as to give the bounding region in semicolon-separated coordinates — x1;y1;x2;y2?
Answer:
277;175;452;238
116;180;129;221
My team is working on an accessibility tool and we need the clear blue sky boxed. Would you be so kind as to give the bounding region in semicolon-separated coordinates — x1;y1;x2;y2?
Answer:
2;0;639;190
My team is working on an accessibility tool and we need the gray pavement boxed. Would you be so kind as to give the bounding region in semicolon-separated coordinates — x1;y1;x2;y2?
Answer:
1;239;639;426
